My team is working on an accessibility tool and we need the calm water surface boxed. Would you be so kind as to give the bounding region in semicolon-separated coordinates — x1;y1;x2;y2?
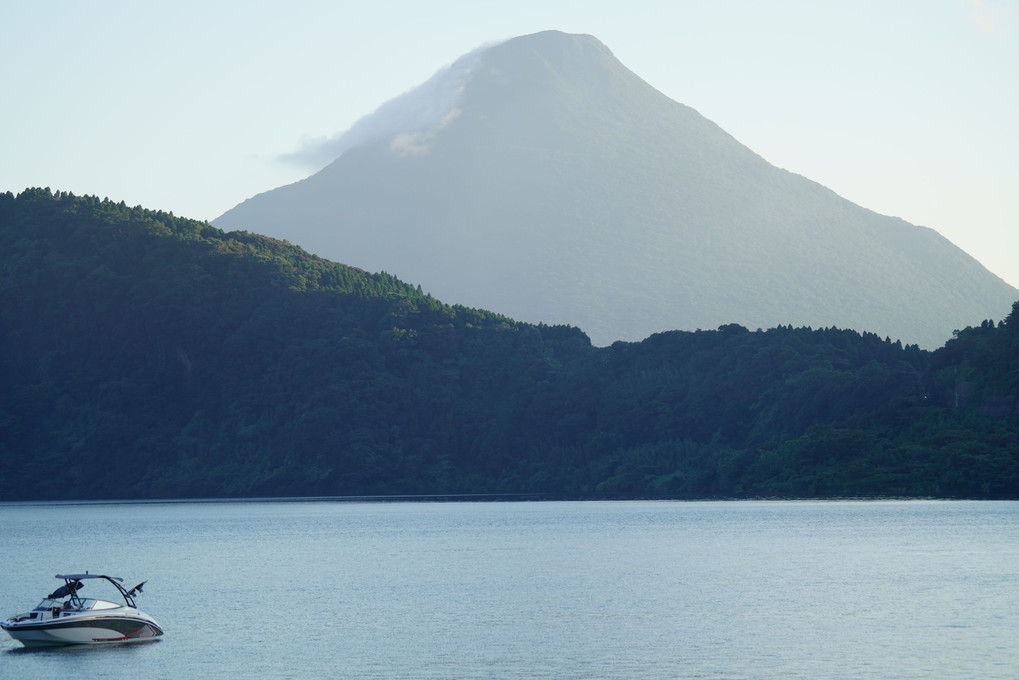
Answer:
0;500;1016;679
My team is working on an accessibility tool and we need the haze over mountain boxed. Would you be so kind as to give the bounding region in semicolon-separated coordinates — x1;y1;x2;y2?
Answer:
216;30;1017;348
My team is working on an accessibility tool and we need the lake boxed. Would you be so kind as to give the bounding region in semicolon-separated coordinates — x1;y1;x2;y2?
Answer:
1;499;1016;679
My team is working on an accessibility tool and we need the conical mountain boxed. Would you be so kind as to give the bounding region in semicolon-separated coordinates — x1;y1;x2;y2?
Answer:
215;30;1017;347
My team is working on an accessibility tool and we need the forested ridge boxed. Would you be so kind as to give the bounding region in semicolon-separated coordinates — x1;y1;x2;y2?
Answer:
2;188;1017;501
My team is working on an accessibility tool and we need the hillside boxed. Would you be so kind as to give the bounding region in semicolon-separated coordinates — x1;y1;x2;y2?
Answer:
215;30;1017;348
2;189;1018;501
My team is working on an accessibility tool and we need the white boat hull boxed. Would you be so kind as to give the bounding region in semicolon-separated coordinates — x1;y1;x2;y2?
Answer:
2;612;163;647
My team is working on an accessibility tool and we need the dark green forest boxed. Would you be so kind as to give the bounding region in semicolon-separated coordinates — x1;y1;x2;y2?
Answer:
2;188;1017;501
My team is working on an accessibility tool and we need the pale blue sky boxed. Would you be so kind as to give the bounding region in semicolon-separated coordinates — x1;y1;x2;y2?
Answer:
3;0;1016;291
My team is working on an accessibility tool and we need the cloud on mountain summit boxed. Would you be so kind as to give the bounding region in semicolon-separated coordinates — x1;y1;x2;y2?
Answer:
280;42;495;170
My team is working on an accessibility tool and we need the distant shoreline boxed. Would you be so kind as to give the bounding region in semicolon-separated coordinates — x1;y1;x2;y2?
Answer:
1;495;996;507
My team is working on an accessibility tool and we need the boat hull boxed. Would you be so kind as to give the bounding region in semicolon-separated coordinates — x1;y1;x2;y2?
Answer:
2;614;163;647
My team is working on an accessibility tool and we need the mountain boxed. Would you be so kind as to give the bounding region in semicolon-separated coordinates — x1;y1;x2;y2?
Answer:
215;30;1016;348
2;189;1018;501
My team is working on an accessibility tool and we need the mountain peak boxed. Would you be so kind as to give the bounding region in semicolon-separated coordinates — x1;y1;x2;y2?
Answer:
218;31;1017;348
284;31;622;170
483;30;614;71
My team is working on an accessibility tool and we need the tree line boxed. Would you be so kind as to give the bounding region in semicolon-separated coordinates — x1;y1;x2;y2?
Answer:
1;188;1016;500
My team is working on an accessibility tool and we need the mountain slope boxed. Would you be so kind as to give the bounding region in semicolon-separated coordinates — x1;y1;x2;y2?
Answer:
221;30;1015;348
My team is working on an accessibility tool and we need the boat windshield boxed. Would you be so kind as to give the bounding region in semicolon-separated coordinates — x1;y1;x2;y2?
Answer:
32;598;109;612
33;599;62;611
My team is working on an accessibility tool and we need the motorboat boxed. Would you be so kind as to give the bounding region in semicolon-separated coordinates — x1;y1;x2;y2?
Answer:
1;573;163;647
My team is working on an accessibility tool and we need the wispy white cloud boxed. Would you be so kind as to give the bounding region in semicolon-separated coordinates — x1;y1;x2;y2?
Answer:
967;0;999;35
280;42;496;169
389;131;435;156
